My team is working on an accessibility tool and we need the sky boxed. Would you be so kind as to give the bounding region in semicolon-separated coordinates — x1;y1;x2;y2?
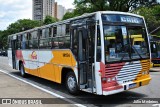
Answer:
0;0;74;30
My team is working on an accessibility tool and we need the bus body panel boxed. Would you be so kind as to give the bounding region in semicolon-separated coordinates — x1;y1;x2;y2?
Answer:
15;49;77;83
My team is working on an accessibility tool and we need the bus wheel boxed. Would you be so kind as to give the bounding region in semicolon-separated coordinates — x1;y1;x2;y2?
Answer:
20;63;27;77
66;72;79;95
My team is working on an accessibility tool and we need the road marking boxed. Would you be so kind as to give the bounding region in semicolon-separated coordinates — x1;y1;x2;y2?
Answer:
0;69;86;107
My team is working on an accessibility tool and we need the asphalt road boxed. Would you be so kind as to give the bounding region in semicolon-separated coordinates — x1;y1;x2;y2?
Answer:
0;56;160;107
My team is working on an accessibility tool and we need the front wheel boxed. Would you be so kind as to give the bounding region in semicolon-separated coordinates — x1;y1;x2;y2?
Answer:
66;72;79;95
20;63;27;77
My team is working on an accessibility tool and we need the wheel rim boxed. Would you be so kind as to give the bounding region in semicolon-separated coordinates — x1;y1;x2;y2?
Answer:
20;65;24;76
67;76;76;91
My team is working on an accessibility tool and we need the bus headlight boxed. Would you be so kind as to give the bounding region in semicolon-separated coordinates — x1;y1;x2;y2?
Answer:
142;71;148;75
107;78;111;82
102;77;107;83
112;77;116;81
102;77;116;83
145;71;148;74
142;72;145;75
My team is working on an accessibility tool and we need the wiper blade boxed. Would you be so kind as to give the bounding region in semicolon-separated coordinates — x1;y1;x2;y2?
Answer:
132;46;143;59
120;45;129;61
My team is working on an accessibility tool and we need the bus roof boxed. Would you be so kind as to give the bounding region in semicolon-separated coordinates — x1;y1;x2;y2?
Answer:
8;11;143;37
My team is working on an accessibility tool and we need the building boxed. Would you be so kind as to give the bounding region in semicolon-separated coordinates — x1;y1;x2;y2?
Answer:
33;0;67;21
53;2;67;20
33;0;55;21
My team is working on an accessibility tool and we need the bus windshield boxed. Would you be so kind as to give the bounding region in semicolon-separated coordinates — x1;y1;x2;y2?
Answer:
104;25;149;63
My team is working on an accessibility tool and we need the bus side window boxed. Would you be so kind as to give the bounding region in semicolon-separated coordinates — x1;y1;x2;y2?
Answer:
66;24;70;36
49;27;52;37
17;35;21;49
22;33;27;49
62;24;66;36
29;31;38;49
53;26;57;37
58;24;69;49
39;28;52;49
96;26;101;62
57;25;62;36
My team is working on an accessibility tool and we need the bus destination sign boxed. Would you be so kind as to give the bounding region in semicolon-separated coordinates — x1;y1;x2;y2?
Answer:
120;16;140;24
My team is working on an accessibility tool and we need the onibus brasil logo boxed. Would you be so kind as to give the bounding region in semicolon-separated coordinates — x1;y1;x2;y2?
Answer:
29;51;37;60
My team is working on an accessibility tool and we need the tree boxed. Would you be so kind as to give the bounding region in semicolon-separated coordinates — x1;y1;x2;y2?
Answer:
133;5;160;34
62;12;77;20
0;19;41;49
7;19;41;34
73;0;159;16
43;15;58;25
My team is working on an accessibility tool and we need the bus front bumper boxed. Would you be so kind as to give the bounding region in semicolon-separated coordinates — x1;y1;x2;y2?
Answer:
102;77;151;96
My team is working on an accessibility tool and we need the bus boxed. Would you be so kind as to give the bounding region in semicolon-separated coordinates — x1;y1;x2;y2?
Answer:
8;11;151;95
150;40;160;66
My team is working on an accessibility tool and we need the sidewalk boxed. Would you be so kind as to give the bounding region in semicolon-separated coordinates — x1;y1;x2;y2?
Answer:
0;72;73;107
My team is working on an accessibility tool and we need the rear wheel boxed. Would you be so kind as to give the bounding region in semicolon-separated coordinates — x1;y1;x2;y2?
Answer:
66;72;79;95
20;63;27;77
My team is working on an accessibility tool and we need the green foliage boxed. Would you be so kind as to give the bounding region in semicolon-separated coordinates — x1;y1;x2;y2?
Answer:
62;0;159;20
0;19;41;49
43;15;58;25
62;12;77;20
133;5;160;34
73;0;159;15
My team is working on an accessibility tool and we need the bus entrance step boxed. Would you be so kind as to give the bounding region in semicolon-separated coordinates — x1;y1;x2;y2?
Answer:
80;84;87;89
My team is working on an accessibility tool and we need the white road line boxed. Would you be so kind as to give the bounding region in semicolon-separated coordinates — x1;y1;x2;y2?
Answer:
0;69;86;107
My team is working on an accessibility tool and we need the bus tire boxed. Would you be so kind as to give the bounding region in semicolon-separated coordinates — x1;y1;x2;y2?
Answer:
20;63;27;77
66;72;79;95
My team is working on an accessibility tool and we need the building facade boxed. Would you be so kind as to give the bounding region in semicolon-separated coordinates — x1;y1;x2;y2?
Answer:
33;0;55;21
53;2;66;20
33;0;67;21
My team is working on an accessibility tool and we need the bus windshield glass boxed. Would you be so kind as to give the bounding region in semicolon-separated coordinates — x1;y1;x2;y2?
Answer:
102;14;149;63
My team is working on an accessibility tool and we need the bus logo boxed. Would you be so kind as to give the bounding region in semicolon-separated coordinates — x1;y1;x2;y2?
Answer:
29;51;37;60
63;53;70;57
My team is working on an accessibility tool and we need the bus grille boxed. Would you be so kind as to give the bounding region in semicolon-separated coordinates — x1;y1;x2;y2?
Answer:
105;60;150;83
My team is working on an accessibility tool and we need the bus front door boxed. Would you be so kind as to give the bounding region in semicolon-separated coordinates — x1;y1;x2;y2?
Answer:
77;28;90;88
11;40;17;69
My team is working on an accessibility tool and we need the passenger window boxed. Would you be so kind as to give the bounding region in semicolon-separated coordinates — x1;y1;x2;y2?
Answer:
53;26;57;37
31;31;38;39
57;25;62;36
66;24;70;36
49;28;52;37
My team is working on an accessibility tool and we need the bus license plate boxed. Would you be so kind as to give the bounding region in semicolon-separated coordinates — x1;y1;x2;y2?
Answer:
129;83;136;89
